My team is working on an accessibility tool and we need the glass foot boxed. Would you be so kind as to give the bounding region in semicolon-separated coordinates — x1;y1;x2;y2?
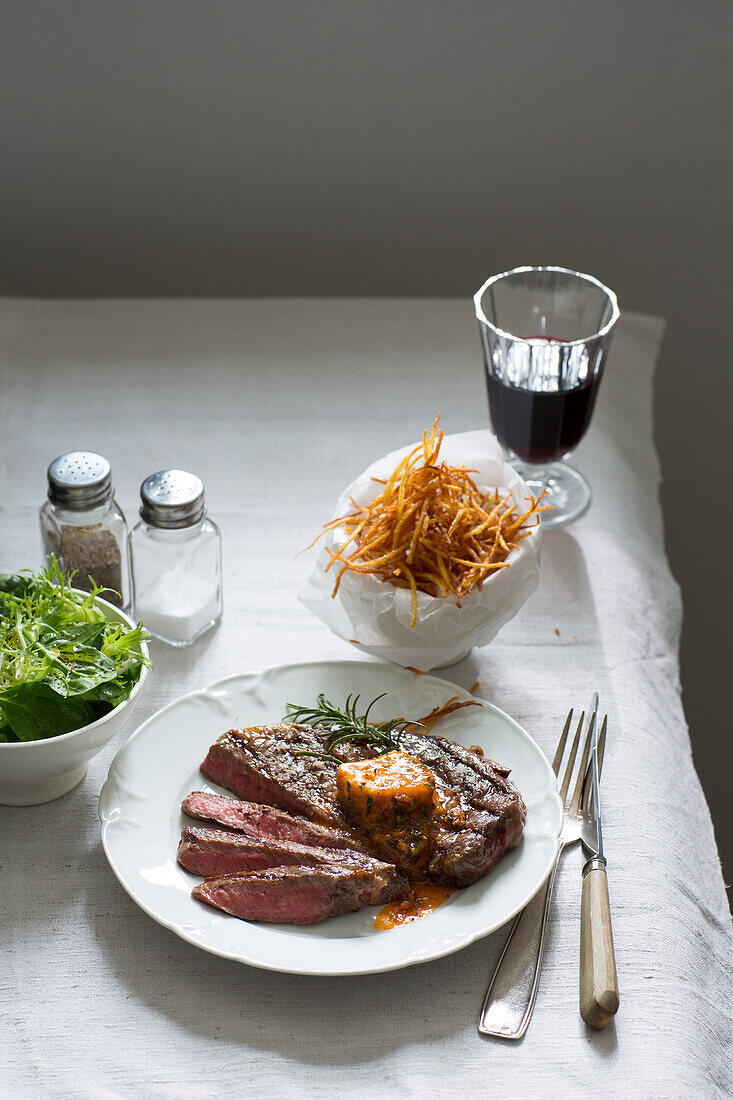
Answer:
511;461;591;528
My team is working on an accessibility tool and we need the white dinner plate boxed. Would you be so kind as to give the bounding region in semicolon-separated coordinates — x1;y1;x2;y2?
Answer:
99;660;563;976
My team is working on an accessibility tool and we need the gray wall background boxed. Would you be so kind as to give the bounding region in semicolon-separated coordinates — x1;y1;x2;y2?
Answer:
2;0;731;883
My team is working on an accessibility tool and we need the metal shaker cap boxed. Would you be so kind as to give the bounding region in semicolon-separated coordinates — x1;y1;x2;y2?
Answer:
140;470;206;529
47;451;113;511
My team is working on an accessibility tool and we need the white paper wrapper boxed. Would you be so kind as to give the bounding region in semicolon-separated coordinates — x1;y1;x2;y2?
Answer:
300;429;542;671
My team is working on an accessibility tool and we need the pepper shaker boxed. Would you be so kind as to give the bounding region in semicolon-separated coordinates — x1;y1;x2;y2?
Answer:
40;451;130;609
128;470;223;646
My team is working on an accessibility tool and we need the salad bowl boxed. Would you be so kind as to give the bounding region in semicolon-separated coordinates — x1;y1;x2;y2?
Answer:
0;592;149;806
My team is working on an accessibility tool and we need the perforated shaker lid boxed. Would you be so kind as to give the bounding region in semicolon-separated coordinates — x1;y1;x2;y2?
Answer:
140;470;205;529
47;451;113;510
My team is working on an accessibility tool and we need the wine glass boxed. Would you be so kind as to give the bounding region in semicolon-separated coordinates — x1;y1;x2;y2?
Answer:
474;266;619;527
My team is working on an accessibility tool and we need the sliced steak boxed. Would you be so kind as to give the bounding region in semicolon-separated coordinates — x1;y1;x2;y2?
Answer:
177;824;389;879
199;724;347;826
191;861;407;924
182;791;368;854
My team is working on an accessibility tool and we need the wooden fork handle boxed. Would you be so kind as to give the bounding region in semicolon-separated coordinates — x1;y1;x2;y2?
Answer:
580;856;619;1029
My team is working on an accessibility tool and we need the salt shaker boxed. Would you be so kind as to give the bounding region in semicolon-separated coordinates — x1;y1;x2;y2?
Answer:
40;451;130;609
128;470;223;646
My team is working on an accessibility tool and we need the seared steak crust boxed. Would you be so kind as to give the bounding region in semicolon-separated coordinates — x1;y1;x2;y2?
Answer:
192;861;407;924
199;724;349;826
399;730;526;885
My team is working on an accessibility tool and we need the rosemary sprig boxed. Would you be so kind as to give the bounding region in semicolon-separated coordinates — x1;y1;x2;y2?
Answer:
293;748;343;763
285;692;420;758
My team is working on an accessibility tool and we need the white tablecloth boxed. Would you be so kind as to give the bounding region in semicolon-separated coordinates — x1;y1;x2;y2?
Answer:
1;299;730;1099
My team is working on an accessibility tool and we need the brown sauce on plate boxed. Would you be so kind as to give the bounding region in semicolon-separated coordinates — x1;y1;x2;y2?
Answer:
374;883;455;930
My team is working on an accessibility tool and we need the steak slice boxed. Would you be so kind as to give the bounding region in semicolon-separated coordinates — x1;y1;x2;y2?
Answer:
192;861;407;924
177;825;389;879
182;791;368;854
199;724;347;826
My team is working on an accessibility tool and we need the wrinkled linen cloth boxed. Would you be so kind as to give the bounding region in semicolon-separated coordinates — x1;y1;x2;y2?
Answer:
1;299;730;1100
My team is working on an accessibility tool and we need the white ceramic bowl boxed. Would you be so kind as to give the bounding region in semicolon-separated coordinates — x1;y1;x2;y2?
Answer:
0;594;149;806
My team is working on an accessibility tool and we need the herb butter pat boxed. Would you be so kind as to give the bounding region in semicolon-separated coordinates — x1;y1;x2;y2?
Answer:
336;751;437;823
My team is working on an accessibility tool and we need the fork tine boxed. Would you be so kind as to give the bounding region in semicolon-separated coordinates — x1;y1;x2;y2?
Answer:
570;708;597;817
551;709;573;777
598;715;607;778
580;711;608;814
559;710;584;804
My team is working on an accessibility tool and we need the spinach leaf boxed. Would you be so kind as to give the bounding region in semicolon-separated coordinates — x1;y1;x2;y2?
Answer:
0;684;97;741
60;622;107;648
79;670;140;707
38;639;118;698
0;573;32;597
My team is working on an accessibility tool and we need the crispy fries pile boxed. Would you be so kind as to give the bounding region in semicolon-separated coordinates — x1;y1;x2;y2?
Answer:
311;419;548;627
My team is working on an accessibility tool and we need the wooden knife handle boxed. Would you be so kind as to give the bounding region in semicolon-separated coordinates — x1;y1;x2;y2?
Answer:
580;856;619;1029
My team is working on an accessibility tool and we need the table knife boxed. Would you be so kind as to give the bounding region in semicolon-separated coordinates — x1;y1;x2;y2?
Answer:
579;710;619;1029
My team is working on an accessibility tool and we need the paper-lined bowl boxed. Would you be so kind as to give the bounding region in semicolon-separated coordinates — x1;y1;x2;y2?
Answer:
300;429;542;671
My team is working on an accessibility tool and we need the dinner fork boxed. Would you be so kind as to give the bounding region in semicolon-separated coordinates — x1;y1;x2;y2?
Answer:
478;699;606;1039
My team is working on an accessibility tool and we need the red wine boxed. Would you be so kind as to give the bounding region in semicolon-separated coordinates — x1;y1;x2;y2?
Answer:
485;372;600;463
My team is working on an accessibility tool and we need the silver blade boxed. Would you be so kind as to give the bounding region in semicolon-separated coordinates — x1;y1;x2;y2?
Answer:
580;697;604;858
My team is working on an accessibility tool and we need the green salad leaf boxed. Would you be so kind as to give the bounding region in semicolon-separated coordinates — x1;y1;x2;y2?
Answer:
0;559;151;743
0;685;97;742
